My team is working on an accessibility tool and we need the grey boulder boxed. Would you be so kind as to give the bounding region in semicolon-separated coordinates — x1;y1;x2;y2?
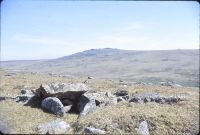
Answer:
41;97;70;117
77;92;105;115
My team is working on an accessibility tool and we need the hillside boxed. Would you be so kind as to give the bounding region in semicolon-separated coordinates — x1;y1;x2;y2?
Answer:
1;48;199;87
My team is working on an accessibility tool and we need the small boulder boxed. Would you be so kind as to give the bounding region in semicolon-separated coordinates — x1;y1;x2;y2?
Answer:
36;120;70;134
84;127;106;134
77;92;104;115
41;97;67;117
88;77;93;79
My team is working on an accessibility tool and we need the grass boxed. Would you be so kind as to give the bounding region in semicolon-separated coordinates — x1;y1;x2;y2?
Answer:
0;69;199;134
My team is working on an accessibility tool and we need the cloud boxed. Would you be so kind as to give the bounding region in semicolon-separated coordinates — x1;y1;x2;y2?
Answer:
11;34;71;46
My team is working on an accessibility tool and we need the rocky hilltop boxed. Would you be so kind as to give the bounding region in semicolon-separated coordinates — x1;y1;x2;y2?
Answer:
1;48;199;87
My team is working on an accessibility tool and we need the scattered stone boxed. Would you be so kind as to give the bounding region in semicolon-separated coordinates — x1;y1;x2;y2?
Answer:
129;93;185;104
21;89;34;95
84;126;106;134
115;90;128;97
117;97;125;102
36;120;70;134
41;97;67;117
88;77;93;79
137;121;149;135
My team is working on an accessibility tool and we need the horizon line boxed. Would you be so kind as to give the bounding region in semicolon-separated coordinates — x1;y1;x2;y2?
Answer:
1;48;199;62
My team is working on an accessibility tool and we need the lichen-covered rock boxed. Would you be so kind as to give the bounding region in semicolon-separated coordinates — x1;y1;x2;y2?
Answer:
36;120;70;134
41;97;67;117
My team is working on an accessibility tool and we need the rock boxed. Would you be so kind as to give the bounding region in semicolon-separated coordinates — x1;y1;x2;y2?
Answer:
144;97;151;102
105;91;113;98
117;97;125;102
36;120;70;134
63;105;72;113
77;92;104;115
21;89;34;95
105;97;118;106
0;120;13;134
119;80;123;83
62;99;74;106
138;121;149;135
115;90;128;97
16;95;34;103
16;89;35;103
121;95;129;100
165;96;180;103
84;127;106;134
129;93;184;104
41;97;67;117
129;97;142;103
88;77;93;79
35;83;89;100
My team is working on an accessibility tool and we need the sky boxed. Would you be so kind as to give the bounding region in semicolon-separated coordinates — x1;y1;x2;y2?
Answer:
1;1;199;60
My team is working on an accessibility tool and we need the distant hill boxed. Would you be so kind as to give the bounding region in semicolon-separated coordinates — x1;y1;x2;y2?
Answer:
1;48;199;87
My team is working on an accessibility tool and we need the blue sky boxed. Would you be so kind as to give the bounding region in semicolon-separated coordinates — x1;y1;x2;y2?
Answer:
1;1;199;60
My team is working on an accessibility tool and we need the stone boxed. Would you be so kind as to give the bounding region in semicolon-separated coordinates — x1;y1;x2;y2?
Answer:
117;97;125;102
115;90;128;97
105;91;113;98
144;97;151;103
21;89;34;95
16;89;35;103
88;77;93;79
41;97;67;117
77;92;104;115
63;105;72;113
35;83;89;100
62;99;74;106
84;127;106;134
36;120;70;134
129;97;142;103
138;121;149;135
121;95;129;100
105;97;118;106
